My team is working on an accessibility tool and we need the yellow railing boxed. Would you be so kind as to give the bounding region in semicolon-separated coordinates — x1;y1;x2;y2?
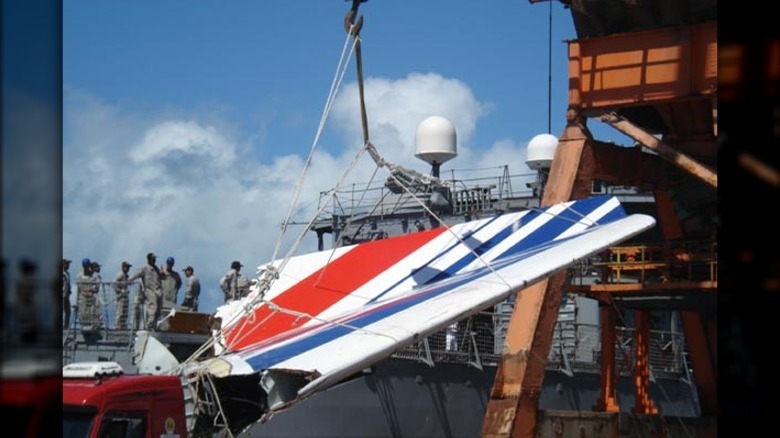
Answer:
583;240;717;284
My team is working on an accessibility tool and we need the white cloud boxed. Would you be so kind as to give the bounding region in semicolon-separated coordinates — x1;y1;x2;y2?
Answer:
131;120;235;167
63;72;531;314
330;72;486;169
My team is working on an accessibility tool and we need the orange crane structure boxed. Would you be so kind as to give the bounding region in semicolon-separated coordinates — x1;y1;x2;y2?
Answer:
481;1;717;437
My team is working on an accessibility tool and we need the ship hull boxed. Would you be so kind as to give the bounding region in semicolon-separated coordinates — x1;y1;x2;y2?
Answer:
247;357;700;438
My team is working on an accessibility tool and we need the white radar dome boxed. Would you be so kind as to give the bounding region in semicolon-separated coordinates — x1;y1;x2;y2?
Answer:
526;133;559;170
415;116;457;165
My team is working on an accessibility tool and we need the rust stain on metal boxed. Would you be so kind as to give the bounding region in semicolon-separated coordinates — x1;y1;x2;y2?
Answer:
600;112;717;188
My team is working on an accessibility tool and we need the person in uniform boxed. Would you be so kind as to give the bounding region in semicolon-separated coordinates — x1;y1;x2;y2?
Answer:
446;321;459;351
90;261;104;326
180;265;201;311
219;260;243;303
62;258;72;330
161;256;182;312
128;252;163;330
112;261;132;329
76;258;99;328
90;261;102;279
236;273;253;300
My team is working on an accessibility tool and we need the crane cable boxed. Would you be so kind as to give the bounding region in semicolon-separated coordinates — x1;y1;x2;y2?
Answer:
176;23;362;367
267;27;359;267
198;7;375;355
346;0;370;146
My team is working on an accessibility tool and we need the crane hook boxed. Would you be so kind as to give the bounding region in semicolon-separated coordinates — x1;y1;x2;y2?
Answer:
344;0;367;36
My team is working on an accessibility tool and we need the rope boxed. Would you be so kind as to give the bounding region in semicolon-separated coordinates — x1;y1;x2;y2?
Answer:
365;142;514;289
267;30;358;266
180;30;361;360
339;159;383;244
215;142;371;352
204;371;236;438
313;158;384;287
260;299;400;343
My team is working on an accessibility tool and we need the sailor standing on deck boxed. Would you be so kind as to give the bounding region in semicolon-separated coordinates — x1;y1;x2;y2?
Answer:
161;256;182;312
128;253;164;330
76;258;100;328
92;261;105;326
62;258;72;329
180;265;201;311
112;261;132;329
446;321;458;351
236;272;255;300
219;260;243;303
90;261;103;286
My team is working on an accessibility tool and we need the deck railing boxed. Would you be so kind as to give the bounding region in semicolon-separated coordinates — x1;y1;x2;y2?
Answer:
393;312;691;381
571;240;718;284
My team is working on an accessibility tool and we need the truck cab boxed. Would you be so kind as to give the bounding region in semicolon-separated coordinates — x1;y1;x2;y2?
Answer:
63;362;188;438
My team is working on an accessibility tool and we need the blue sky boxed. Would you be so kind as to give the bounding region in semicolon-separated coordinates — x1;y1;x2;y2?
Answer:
62;1;632;315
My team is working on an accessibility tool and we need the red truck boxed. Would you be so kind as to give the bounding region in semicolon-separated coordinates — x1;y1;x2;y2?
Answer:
62;362;190;438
